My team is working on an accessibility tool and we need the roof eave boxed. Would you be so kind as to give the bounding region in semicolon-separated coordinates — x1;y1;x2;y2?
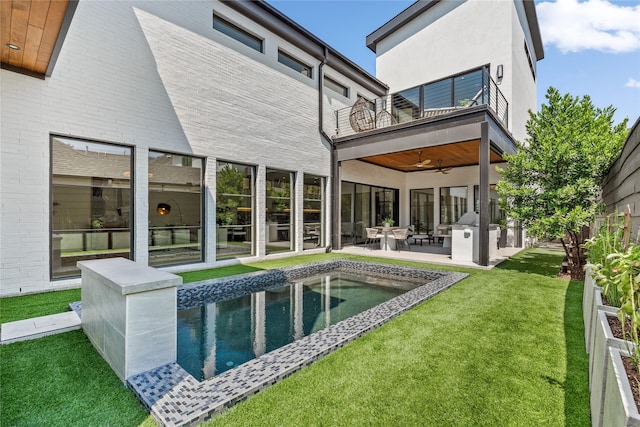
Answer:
223;0;388;96
366;0;440;53
523;0;545;61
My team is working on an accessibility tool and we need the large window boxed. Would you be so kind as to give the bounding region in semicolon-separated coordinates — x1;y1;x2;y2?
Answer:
440;186;468;225
303;174;325;249
213;13;263;52
340;181;399;246
216;161;254;259
51;137;132;279
148;151;203;267
410;188;435;234
266;169;294;254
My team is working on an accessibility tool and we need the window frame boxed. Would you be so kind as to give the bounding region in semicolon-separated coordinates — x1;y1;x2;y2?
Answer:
213;13;264;53
278;49;313;79
216;161;256;260
323;75;349;98
439;186;468;225
148;150;205;267
524;41;536;81
50;135;134;280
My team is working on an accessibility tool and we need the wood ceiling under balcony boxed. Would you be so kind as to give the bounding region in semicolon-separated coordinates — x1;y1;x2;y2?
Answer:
1;0;74;77
360;141;504;172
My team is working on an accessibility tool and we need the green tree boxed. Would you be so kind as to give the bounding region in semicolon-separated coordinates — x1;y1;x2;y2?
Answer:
216;165;244;225
497;87;628;279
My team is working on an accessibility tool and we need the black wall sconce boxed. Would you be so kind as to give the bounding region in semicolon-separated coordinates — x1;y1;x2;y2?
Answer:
496;64;504;83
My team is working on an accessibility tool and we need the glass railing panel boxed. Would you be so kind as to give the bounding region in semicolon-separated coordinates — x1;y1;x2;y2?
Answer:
335;68;508;138
453;69;485;107
423;78;452;110
391;87;421;123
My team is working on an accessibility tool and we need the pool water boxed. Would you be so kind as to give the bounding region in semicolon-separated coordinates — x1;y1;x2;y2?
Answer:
177;270;420;380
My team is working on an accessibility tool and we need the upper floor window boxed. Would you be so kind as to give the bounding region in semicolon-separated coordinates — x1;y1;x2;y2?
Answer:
324;76;349;97
213;13;263;53
524;41;535;81
278;50;313;78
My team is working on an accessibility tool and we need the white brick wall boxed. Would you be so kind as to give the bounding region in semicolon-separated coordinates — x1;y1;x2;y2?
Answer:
0;0;374;296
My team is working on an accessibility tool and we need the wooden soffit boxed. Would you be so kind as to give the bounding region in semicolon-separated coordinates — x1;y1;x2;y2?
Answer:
359;140;504;172
1;0;77;78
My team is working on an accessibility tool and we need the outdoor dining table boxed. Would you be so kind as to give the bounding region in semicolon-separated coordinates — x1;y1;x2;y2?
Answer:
376;226;399;251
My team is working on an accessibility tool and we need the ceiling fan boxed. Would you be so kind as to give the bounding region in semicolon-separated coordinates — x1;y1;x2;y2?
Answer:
430;160;453;174
407;150;433;169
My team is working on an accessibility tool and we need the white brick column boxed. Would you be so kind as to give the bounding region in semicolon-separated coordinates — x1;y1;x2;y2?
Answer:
205;157;217;264
295;170;304;252
134;146;149;265
255;165;266;258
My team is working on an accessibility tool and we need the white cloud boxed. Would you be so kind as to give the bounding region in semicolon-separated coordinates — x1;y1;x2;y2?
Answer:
537;0;640;53
626;78;640;88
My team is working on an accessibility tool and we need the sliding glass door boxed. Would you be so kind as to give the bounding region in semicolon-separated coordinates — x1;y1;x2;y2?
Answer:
340;181;398;246
410;188;434;234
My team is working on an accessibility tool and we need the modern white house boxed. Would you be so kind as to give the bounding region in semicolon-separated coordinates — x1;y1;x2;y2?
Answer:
0;0;543;297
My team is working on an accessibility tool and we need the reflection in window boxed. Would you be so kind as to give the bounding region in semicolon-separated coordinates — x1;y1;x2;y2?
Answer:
148;151;203;267
324;76;349;97
392;86;421;123
340;181;399;246
440;186;468;224
340;182;355;246
473;184;504;224
303;174;324;249
216;161;254;259
51;137;132;279
278;50;312;78
410;188;435;234
266;169;294;254
213;13;263;52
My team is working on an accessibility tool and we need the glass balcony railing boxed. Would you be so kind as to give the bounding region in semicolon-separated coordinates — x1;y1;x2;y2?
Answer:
335;68;508;138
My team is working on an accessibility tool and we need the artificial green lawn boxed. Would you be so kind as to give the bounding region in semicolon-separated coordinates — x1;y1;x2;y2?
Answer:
0;249;590;426
0;288;81;324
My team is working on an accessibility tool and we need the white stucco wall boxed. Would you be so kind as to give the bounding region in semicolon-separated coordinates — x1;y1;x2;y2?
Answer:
375;0;537;143
0;0;378;296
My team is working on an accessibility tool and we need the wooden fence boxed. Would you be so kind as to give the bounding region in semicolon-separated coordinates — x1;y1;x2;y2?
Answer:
600;117;640;245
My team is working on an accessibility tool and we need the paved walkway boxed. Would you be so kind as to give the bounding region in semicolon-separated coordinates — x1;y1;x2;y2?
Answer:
0;311;81;344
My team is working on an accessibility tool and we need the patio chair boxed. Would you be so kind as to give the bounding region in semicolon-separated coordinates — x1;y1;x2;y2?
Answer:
392;228;411;252
435;225;449;244
364;227;382;250
349;97;375;133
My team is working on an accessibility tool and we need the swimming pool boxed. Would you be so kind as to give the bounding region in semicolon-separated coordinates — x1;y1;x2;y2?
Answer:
177;270;424;380
128;259;468;426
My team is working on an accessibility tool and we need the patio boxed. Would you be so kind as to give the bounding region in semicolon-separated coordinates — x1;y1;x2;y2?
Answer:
336;240;523;269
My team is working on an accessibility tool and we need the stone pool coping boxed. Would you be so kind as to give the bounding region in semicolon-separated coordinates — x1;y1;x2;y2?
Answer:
126;259;468;426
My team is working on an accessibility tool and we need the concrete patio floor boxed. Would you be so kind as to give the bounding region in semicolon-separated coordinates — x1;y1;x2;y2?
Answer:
335;242;524;269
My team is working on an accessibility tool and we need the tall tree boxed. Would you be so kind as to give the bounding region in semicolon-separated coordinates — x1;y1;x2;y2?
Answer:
497;87;628;279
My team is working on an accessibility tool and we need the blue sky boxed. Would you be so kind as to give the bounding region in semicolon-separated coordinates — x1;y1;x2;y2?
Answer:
268;0;640;126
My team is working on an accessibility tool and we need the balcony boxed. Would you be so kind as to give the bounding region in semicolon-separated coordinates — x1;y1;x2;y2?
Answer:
335;68;508;139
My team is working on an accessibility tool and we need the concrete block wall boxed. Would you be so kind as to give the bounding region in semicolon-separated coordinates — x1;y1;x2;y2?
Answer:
0;0;380;296
79;258;181;382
